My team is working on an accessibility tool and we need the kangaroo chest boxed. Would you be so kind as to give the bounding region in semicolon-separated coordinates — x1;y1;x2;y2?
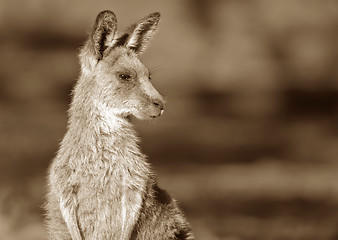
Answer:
75;152;149;239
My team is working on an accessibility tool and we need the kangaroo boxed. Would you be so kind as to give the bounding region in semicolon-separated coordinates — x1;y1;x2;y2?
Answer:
44;10;194;240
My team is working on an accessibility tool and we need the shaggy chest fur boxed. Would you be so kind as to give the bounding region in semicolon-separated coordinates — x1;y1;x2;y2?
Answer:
49;108;150;240
75;154;147;239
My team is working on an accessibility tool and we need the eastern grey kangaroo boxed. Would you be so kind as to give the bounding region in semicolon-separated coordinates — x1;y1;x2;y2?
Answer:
44;10;194;240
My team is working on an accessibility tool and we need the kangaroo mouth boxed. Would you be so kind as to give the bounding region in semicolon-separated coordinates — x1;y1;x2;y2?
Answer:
150;109;164;118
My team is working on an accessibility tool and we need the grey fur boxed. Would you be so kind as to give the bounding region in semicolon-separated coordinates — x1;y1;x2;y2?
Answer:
44;10;194;240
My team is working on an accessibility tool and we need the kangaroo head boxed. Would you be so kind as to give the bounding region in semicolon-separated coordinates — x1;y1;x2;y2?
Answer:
79;10;165;120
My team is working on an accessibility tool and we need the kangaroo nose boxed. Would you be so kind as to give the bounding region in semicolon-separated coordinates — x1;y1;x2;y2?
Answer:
153;99;165;116
153;99;164;110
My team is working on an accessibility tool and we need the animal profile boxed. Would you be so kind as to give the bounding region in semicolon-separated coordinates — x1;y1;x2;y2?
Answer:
44;10;194;240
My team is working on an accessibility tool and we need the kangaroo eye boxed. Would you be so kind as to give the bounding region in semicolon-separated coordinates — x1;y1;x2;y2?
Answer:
118;74;131;81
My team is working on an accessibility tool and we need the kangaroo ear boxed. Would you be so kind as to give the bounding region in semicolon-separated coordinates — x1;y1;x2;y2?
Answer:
120;12;160;54
91;10;117;59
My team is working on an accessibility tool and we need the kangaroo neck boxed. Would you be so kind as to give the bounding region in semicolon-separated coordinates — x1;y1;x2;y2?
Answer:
66;84;139;152
70;104;136;141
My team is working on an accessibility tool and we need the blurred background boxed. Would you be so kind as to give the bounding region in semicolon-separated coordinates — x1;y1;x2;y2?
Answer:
0;0;338;239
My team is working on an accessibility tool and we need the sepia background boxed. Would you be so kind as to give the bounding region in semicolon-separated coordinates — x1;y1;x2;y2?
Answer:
1;0;338;239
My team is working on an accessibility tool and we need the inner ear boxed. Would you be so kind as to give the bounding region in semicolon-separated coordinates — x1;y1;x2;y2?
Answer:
116;12;160;54
92;10;117;60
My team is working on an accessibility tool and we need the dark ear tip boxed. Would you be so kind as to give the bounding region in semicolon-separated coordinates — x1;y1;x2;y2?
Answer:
151;12;161;17
96;10;117;23
149;12;161;21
